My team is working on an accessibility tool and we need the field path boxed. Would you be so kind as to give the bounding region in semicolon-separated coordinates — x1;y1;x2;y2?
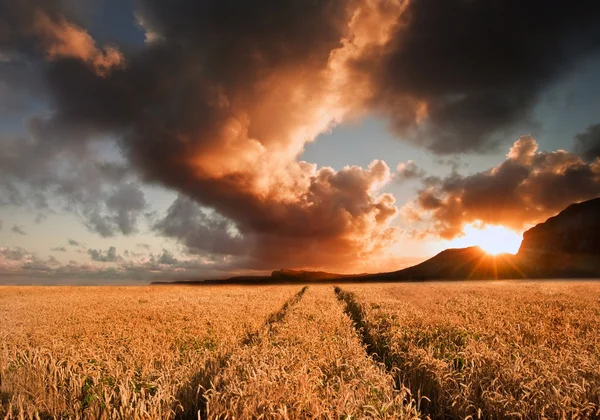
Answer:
0;285;301;419
176;285;308;419
201;285;418;419
335;285;445;417
338;282;600;419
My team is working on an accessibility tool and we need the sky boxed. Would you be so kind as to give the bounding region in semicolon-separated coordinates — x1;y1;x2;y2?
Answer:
1;0;600;283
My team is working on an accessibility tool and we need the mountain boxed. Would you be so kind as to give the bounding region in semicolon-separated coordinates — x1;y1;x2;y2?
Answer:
351;247;524;281
361;197;600;281
152;269;357;285
516;197;600;277
153;197;600;284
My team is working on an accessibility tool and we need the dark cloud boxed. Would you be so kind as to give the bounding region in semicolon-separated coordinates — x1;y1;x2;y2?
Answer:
362;0;600;153
154;160;398;269
407;136;600;238
575;123;600;161
0;246;31;261
396;160;425;182
125;249;146;258
136;243;150;250
11;225;26;235
46;255;61;265
81;182;147;237
0;245;58;273
22;255;61;271
157;249;178;265
51;246;67;252
21;261;52;271
87;246;122;262
0;244;240;281
0;127;148;237
67;238;80;246
104;183;147;235
3;0;600;271
154;195;246;257
0;58;46;116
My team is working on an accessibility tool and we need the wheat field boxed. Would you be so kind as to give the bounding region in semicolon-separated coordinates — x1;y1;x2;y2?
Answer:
337;281;600;419
1;282;600;419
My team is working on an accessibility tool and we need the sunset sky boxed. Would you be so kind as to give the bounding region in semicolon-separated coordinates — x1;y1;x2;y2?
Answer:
1;0;600;283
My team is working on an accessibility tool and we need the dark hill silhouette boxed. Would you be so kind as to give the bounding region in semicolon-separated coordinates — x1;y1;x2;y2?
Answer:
517;197;600;278
152;269;359;285
152;197;600;284
349;247;525;281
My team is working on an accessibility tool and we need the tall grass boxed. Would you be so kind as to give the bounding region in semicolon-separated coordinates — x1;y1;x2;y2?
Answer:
0;285;298;419
343;281;600;419
204;286;419;419
3;282;599;419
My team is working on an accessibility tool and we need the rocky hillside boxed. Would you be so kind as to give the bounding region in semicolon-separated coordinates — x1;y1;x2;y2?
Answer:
518;198;600;256
516;197;600;277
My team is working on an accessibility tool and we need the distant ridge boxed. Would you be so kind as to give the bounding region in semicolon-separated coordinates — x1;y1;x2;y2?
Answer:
152;197;600;285
347;246;525;281
152;269;358;285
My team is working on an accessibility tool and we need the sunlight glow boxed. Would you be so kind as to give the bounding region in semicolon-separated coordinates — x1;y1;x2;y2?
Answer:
448;223;523;255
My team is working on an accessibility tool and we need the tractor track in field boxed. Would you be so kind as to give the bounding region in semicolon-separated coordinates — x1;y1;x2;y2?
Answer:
175;286;309;420
334;286;392;368
334;285;444;419
242;285;308;345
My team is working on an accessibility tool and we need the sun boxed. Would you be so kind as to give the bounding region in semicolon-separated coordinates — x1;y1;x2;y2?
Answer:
448;223;523;255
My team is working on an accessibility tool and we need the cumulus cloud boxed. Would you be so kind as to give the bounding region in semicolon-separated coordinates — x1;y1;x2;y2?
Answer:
67;239;81;246
87;246;122;263
82;183;148;237
157;249;178;265
11;225;26;235
2;0;600;271
0;128;148;237
154;160;398;269
407;136;600;238
0;246;58;274
396;160;425;182
21;260;53;272
0;0;123;76
0;246;31;261
51;246;67;252
32;12;123;76
0;244;238;281
154;196;246;257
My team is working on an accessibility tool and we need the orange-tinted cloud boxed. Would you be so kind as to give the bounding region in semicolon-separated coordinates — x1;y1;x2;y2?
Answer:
408;136;600;238
155;160;398;270
3;0;600;273
32;11;123;76
11;0;406;271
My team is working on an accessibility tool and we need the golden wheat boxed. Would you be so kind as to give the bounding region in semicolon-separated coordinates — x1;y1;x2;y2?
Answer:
3;281;600;419
204;286;419;419
0;285;299;419
341;281;600;419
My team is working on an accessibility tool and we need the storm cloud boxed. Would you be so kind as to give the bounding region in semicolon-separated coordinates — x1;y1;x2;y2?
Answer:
575;123;600;161
2;0;600;270
362;0;600;153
